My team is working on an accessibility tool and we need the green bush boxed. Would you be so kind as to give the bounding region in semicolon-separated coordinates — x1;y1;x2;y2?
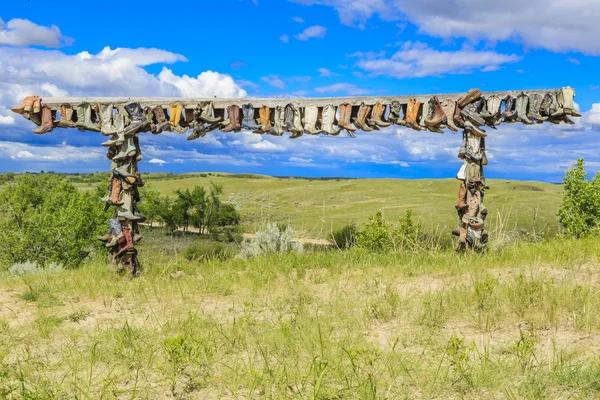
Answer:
356;210;425;252
0;174;106;268
332;223;357;249
183;242;237;262
558;158;600;238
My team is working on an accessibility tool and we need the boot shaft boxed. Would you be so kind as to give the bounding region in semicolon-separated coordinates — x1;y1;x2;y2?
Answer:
32;106;53;134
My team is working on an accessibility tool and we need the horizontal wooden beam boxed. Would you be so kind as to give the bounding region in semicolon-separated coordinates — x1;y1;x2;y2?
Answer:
31;88;563;111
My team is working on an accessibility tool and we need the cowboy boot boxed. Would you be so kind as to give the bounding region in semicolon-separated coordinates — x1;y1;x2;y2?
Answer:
284;104;296;133
337;103;357;136
440;100;459;132
457;88;483;108
113;136;137;161
303;104;321;134
133;135;143;162
527;93;546;123
502;96;517;122
292;104;304;134
555;87;582;117
169;103;188;133
187;107;207;140
11;95;38;115
152;106;170;133
199;101;221;123
457;225;468;251
116;190;141;221
458;131;467;159
516;93;534;124
113;165;143;186
353;103;374;132
419;98;432;129
461;97;486;126
106;231;124;247
368;103;391;128
221;105;241;132
321;104;341;135
57;104;76;128
425;96;447;129
110;178;124;205
32;106;54;134
464;121;487;138
242;104;260;130
253;106;272;134
269;106;284;136
388;101;405;126
123;102;149;135
481;95;504;127
456;183;468;211
98;103;117;135
115;226;135;257
76;102;101;132
405;99;423;130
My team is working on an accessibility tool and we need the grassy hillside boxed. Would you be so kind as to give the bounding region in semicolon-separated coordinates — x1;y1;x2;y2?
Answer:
88;174;563;239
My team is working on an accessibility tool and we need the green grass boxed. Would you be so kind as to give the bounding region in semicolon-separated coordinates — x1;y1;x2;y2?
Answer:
77;173;563;239
1;227;600;398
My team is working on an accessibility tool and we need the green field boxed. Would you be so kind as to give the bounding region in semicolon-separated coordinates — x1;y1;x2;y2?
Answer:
76;173;565;240
5;174;600;399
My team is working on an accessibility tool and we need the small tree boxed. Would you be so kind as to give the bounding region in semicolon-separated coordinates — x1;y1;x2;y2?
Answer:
558;158;600;237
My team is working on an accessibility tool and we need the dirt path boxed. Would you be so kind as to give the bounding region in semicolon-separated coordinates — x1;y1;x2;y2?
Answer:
140;223;334;246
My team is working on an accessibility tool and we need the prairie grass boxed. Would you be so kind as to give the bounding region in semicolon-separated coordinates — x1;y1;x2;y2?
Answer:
1;228;600;398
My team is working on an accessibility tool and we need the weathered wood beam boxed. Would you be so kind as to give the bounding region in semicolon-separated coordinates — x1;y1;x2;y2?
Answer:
33;88;562;110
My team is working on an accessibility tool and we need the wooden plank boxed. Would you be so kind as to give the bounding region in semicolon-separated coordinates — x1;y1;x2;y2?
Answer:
30;88;563;111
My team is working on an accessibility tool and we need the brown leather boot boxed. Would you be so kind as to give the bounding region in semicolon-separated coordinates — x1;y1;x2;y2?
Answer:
58;104;76;128
337;103;357;133
369;103;392;128
441;100;459;131
425;96;446;128
12;95;39;115
456;183;468;211
221;105;241;132
457;88;483;108
253;106;271;134
109;178;123;205
405;99;421;129
457;226;468;251
32;106;54;134
353;103;374;131
116;226;134;257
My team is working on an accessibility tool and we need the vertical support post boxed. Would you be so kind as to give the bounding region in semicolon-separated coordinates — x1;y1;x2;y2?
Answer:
455;129;489;251
98;103;144;277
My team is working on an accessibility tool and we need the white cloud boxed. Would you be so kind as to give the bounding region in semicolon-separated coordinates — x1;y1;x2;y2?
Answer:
0;141;104;163
354;41;521;78
314;83;372;95
0;18;73;47
289;157;314;163
0;114;15;125
149;158;168;166
260;74;286;89
292;16;305;23
295;25;327;40
290;0;398;29
280;34;290;43
317;68;340;77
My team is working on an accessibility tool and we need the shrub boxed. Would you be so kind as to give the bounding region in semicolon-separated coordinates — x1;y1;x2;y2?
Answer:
356;209;426;252
558;158;600;238
238;223;303;258
0;174;106;268
184;242;237;262
332;223;357;249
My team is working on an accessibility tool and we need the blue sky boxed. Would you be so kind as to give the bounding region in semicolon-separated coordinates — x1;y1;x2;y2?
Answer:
1;0;600;181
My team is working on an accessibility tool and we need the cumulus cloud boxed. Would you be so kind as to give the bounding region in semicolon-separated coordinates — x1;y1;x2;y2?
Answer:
0;141;104;163
292;16;305;23
353;41;521;78
317;68;340;77
290;0;398;29
314;83;373;95
149;158;168;166
0;18;73;47
295;25;327;40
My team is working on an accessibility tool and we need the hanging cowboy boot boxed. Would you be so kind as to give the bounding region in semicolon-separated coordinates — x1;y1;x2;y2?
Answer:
303;104;321;134
123;102;149;135
555;87;582;117
242;104;260;130
425;96;447;129
152;106;170;133
458;131;467;159
457;88;483;108
527;93;546;123
516;93;534;124
456;183;468;212
221;105;241;132
11;95;39;116
187;106;207;140
481;95;503;127
388;101;406;126
502;96;517;122
321;104;341;136
28;98;42;126
461;97;486;126
464;121;487;138
269;105;284;136
405;99;423;130
98;103;117;135
291;104;304;135
133;135;143;162
113;135;137;161
199;101;221;123
353;103;374;132
337;103;357;136
253;106;272;134
103;178;124;206
116;190;141;221
169;103;188;133
284;104;296;133
368;103;392;128
441;100;459;132
116;226;135;257
57;103;76;128
32;106;54;134
76;102;100;132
